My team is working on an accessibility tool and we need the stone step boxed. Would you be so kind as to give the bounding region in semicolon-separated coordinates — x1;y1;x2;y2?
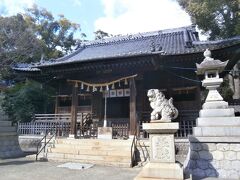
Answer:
194;126;240;136
0;126;16;132
47;152;131;164
49;147;131;157
199;108;235;117
0;120;12;127
197;117;240;126
56;139;132;146
47;156;131;167
53;143;131;151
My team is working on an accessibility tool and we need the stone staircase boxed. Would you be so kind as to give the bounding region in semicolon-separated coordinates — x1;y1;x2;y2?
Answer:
0;121;23;158
46;139;133;167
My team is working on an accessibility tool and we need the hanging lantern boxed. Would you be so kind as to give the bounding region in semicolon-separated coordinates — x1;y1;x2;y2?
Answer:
100;86;103;92
86;86;89;92
81;82;84;89
112;83;115;89
75;82;78;87
106;85;109;91
118;81;121;87
124;78;128;85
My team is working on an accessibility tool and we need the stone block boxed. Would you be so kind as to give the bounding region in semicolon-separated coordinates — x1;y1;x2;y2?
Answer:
193;127;240;136
212;151;224;160
231;160;240;170
150;134;175;163
205;169;217;177
98;127;112;139
190;143;202;151
192;168;205;179
209;160;221;169
199;108;235;117
143;122;179;134
197;117;240;127
220;160;233;170
134;162;183;180
227;170;239;179
199;150;213;160
237;152;240;160
196;159;209;170
217;169;227;179
202;143;216;151
224;151;237;160
190;151;199;160
202;101;228;109
189;136;240;143
229;144;240;151
188;160;197;169
216;143;230;151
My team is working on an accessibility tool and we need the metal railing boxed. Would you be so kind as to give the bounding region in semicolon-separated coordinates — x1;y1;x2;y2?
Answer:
36;131;56;161
130;129;138;167
34;113;92;123
18;121;71;136
112;123;129;139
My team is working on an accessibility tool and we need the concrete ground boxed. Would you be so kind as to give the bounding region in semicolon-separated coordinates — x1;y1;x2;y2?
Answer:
0;157;141;180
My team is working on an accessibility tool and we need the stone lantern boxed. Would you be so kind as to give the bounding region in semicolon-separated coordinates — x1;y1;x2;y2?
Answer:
196;49;229;110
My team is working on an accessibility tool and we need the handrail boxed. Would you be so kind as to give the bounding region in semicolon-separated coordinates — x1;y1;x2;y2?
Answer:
130;129;138;167
36;131;56;161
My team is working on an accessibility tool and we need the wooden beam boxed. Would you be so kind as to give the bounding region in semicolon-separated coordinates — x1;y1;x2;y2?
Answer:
129;78;137;135
70;84;78;137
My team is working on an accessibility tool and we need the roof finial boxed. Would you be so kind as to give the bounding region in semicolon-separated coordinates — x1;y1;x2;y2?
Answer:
203;49;214;61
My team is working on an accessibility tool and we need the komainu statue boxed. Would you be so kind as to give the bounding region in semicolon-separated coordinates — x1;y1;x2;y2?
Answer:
147;89;178;122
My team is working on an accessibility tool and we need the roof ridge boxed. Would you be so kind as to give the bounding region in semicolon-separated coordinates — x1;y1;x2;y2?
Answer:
83;25;196;47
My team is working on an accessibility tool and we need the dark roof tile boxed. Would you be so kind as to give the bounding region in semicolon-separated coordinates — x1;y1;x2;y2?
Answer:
13;25;240;70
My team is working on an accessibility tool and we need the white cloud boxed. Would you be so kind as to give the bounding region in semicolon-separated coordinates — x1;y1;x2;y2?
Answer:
71;0;81;7
0;0;35;16
94;0;192;35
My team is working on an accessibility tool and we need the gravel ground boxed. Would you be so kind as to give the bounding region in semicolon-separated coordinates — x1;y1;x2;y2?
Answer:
0;157;141;180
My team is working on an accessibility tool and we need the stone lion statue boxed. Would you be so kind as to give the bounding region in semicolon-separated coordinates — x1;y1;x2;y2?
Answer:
147;89;178;122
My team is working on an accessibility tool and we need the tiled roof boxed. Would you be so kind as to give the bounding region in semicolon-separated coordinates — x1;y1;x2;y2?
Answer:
13;25;240;70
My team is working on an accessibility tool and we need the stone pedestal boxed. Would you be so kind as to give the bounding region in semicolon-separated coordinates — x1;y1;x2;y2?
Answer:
135;122;183;180
97;127;112;139
0;121;23;158
185;49;240;179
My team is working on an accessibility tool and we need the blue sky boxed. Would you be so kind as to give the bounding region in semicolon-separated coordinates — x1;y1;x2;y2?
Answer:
0;0;193;40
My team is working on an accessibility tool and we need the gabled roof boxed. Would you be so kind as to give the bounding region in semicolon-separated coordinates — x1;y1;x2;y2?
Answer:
13;25;240;71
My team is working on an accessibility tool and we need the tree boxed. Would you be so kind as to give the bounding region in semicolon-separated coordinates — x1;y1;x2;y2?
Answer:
177;0;240;40
2;80;55;123
0;14;43;79
0;5;84;122
25;5;84;58
0;5;83;79
94;29;111;40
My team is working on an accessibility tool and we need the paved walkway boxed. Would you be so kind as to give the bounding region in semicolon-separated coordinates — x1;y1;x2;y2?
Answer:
0;157;141;180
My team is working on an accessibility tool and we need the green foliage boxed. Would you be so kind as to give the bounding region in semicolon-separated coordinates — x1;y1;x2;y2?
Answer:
0;5;83;79
177;0;240;40
219;77;234;101
24;5;84;58
94;29;111;40
1;81;55;123
0;14;43;79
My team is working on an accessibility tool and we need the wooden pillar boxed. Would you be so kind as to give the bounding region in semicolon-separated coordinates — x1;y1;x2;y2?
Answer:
129;78;137;135
54;96;59;114
70;84;78;137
